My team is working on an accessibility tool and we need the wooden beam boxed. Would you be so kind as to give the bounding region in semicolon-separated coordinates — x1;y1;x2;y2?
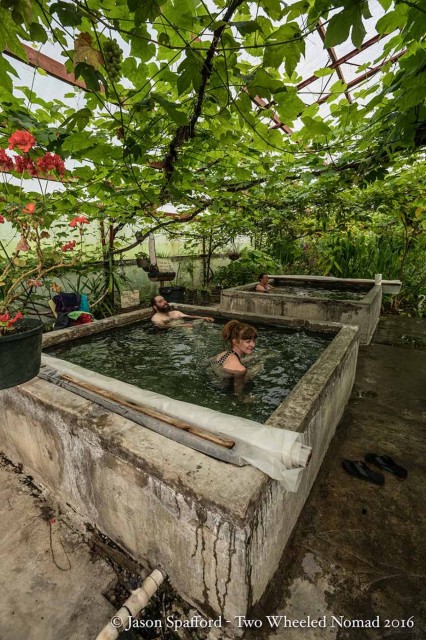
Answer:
316;50;405;104
316;20;353;103
61;374;235;449
297;35;382;90
251;94;293;134
4;44;104;92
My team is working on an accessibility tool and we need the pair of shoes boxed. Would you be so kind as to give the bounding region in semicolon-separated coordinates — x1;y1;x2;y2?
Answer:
342;454;407;485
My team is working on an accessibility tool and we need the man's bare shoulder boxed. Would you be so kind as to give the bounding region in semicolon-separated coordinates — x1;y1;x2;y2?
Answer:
151;312;170;326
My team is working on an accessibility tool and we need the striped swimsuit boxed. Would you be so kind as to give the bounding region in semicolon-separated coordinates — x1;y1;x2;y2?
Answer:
216;350;241;366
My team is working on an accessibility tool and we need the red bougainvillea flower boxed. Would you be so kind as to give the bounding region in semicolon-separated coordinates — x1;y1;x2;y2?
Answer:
16;236;30;252
61;240;77;252
0;215;4;223
69;215;89;227
22;202;36;214
37;152;65;176
0;148;14;171
0;311;23;329
8;130;36;153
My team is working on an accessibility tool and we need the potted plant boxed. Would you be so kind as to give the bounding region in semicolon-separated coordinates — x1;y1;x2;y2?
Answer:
228;243;241;261
0;130;85;390
135;253;150;271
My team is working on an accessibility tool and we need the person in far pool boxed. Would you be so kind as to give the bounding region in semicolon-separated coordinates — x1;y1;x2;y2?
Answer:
151;295;214;329
255;273;273;293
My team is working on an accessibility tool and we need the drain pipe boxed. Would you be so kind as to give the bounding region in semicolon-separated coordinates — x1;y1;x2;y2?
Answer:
96;568;165;640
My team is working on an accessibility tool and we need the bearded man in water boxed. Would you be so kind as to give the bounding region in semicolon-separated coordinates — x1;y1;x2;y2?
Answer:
150;295;215;328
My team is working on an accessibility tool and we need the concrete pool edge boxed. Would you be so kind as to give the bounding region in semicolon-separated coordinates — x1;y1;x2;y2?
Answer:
0;308;359;623
220;278;382;345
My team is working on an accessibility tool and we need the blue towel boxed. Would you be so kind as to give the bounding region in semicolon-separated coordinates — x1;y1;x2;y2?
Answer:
79;293;90;312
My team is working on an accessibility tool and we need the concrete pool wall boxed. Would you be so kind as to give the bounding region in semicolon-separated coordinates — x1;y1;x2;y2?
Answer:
0;307;359;622
220;275;384;345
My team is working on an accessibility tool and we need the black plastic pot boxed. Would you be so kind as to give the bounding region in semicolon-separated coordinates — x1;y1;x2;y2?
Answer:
159;286;186;303
0;318;43;390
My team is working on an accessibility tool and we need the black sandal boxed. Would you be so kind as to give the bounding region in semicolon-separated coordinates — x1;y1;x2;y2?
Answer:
365;453;408;479
342;460;385;485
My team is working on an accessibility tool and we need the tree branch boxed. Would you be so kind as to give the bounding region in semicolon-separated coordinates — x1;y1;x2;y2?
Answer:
111;203;209;255
161;0;245;196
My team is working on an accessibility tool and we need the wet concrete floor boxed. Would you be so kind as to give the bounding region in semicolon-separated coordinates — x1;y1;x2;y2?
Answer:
246;317;426;640
0;458;116;640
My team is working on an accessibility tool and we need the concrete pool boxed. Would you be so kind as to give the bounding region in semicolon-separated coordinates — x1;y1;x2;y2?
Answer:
0;306;359;623
44;317;333;424
220;275;395;345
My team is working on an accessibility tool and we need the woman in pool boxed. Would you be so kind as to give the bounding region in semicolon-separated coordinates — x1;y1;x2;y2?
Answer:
214;319;257;371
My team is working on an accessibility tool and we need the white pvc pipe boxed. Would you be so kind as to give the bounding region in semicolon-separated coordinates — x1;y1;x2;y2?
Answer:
96;568;165;640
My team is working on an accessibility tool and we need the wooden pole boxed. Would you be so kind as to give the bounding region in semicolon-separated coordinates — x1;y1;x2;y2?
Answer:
61;374;235;449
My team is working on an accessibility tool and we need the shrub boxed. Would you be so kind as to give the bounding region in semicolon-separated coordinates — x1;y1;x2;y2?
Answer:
211;248;281;288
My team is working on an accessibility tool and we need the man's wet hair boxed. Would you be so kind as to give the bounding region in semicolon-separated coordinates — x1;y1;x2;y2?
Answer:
151;295;160;308
258;273;268;281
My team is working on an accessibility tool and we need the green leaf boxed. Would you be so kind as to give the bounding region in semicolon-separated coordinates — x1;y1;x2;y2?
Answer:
61;107;92;132
275;92;305;123
314;67;335;78
0;9;26;58
158;32;170;46
74;63;108;94
134;0;162;24
151;93;187;124
61;133;97;152
399;75;426;109
300;116;331;137
263;23;305;76
130;28;156;62
50;2;83;27
377;0;392;11
376;9;406;36
262;0;283;20
247;69;286;98
29;22;47;44
176;50;203;94
233;20;262;36
0;56;18;94
324;9;353;48
351;5;366;49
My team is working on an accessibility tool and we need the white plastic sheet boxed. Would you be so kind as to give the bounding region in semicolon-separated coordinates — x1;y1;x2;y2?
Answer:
42;355;310;491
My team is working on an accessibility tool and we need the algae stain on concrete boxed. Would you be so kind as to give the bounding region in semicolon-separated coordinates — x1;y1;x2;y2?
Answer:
263;553;337;640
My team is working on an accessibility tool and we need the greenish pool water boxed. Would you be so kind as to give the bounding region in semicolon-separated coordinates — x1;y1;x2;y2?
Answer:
273;285;366;300
47;321;332;422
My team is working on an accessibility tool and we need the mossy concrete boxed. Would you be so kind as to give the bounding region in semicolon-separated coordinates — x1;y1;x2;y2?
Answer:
220;278;382;345
243;317;426;640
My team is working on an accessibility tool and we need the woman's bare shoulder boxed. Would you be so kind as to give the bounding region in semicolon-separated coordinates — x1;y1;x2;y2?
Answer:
223;354;246;374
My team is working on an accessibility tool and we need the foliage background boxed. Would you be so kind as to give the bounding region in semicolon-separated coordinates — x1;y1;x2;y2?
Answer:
0;0;425;315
